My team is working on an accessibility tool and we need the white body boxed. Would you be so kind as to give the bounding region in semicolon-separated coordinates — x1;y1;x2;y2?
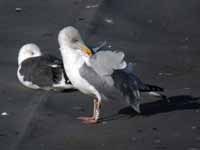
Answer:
60;47;101;99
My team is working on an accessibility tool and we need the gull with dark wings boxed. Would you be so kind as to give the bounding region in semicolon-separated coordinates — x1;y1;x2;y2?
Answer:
58;26;166;124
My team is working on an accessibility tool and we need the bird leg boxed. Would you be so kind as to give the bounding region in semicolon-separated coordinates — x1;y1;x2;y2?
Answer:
77;98;101;124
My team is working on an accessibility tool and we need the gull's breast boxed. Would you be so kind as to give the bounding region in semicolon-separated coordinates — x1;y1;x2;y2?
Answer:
63;56;97;95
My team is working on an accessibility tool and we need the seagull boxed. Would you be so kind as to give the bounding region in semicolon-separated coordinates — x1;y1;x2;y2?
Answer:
58;26;166;124
17;43;75;91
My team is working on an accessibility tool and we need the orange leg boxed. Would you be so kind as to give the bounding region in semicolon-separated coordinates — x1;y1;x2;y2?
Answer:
77;99;101;124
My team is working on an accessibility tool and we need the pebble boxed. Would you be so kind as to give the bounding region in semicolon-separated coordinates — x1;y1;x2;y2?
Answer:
104;18;114;24
86;4;99;9
78;17;85;21
15;7;22;12
1;112;8;116
158;72;173;76
102;121;107;125
152;127;158;131
15;131;20;135
192;126;197;130
147;19;153;23
108;45;112;48
185;37;189;41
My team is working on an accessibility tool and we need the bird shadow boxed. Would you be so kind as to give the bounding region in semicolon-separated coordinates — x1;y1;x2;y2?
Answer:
99;95;200;122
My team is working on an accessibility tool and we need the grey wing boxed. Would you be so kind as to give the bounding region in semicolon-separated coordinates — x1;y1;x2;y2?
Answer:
20;56;64;87
20;59;54;87
79;63;123;100
89;51;127;76
79;63;141;113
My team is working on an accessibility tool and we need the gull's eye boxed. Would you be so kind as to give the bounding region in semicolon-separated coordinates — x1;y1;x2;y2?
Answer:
71;38;78;43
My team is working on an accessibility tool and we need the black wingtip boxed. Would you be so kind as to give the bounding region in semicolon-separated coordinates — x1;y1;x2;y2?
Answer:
141;84;164;92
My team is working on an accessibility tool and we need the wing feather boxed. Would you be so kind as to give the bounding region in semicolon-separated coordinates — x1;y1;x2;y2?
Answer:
88;51;127;76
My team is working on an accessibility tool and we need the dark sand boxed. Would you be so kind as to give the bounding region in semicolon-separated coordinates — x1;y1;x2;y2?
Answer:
0;0;200;150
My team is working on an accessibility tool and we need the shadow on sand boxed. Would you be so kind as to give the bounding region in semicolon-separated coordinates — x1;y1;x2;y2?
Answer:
99;95;200;122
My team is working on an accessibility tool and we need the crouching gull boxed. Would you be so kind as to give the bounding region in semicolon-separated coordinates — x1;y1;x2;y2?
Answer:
58;26;166;124
17;43;75;91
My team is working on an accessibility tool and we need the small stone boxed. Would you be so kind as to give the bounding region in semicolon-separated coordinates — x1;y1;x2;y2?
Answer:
1;112;8;116
104;18;114;24
15;7;22;12
102;121;107;125
147;19;153;23
158;72;173;76
15;131;20;135
152;127;158;131
108;45;112;48
78;17;85;21
165;73;173;76
192;126;197;130
185;37;189;41
86;4;99;9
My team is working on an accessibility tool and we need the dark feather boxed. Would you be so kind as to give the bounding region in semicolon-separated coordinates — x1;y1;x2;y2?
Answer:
19;54;69;87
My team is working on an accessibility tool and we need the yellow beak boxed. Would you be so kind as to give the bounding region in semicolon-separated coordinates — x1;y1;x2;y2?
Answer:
79;44;93;56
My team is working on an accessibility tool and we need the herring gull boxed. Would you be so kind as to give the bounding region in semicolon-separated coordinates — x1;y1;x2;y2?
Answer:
58;26;166;124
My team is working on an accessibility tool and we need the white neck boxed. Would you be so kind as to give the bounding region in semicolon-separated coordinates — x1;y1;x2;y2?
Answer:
60;46;89;69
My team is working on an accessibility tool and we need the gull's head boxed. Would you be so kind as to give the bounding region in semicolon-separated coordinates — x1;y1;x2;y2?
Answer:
58;26;93;56
18;43;42;65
